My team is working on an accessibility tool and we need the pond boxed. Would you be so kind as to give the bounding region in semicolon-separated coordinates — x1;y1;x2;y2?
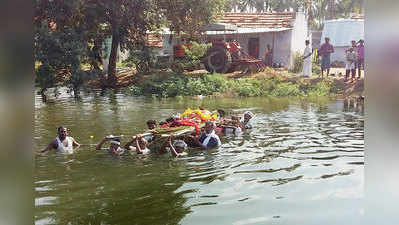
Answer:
34;92;364;225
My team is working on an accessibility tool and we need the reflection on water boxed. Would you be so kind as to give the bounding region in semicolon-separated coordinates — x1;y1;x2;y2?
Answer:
35;92;364;225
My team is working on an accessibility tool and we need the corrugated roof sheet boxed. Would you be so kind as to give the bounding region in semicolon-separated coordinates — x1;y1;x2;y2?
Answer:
217;12;296;28
321;19;364;47
205;27;291;35
146;34;162;48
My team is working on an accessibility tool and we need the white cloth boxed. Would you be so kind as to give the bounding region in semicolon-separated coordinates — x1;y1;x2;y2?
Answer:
110;140;120;145
129;146;150;154
244;111;254;118
302;46;312;77
224;127;242;135
56;137;74;154
202;130;221;147
241;120;253;129
173;140;187;150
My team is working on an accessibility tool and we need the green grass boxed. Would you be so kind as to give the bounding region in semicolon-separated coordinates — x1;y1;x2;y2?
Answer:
123;72;337;98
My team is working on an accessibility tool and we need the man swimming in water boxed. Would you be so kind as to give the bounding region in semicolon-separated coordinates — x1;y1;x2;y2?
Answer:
40;126;80;154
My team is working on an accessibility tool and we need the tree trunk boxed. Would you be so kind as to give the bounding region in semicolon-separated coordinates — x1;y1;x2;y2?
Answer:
107;21;120;88
327;0;335;20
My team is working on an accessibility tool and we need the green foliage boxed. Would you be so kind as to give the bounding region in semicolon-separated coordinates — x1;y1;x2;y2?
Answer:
233;78;264;97
308;79;334;97
157;0;227;38
271;82;303;97
34;24;91;97
124;47;156;73
312;63;322;76
126;85;144;96
182;42;211;61
130;71;337;98
289;51;304;74
35;64;58;91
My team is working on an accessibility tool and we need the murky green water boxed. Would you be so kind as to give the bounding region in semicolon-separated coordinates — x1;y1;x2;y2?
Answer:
34;92;364;225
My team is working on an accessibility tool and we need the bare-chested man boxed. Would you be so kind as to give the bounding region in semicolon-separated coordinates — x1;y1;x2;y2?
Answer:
40;126;80;154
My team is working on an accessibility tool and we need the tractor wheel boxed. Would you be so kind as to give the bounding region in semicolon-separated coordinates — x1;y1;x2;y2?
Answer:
136;62;149;73
204;46;232;73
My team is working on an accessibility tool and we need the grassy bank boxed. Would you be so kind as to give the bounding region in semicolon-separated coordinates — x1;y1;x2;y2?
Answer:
122;71;338;98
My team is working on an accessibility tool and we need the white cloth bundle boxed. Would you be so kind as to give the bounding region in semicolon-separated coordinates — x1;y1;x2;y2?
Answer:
202;130;221;147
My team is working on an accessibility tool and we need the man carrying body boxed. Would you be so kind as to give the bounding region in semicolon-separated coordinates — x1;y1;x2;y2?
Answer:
319;37;334;78
41;126;80;154
191;121;221;149
96;136;125;156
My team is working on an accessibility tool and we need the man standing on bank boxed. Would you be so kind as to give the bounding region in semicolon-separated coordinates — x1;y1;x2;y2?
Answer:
302;40;312;78
41;126;80;154
319;37;334;78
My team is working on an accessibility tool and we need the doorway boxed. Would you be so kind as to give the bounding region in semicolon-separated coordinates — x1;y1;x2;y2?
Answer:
248;38;259;58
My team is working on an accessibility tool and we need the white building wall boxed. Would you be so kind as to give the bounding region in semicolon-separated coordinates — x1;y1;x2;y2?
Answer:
290;11;309;67
330;46;347;63
272;31;292;67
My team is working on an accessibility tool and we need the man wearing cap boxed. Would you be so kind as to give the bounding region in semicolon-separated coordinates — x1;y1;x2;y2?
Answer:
124;135;150;155
241;111;254;129
161;135;188;157
319;37;334;78
96;136;125;156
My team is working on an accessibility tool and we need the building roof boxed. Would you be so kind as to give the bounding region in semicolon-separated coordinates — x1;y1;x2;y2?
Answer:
321;19;364;47
202;23;238;31
351;14;364;20
146;34;162;48
217;12;296;28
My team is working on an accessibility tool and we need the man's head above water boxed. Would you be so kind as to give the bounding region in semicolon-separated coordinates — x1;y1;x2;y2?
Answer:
204;121;215;134
109;140;121;152
57;126;68;140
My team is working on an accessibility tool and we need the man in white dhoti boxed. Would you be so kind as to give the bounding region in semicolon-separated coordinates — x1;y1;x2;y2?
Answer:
302;40;312;77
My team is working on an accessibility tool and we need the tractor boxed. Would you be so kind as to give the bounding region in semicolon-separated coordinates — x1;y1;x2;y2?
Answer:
171;23;266;74
203;39;266;74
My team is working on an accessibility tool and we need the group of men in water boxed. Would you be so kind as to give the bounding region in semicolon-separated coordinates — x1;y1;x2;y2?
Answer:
40;110;255;158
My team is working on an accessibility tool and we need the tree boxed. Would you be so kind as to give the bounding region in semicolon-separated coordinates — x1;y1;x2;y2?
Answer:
35;0;91;99
82;0;161;87
157;0;227;40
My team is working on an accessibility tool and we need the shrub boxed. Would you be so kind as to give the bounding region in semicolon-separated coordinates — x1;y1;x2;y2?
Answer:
312;63;321;76
128;71;336;98
307;80;333;97
289;51;304;74
271;82;303;96
126;85;144;96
